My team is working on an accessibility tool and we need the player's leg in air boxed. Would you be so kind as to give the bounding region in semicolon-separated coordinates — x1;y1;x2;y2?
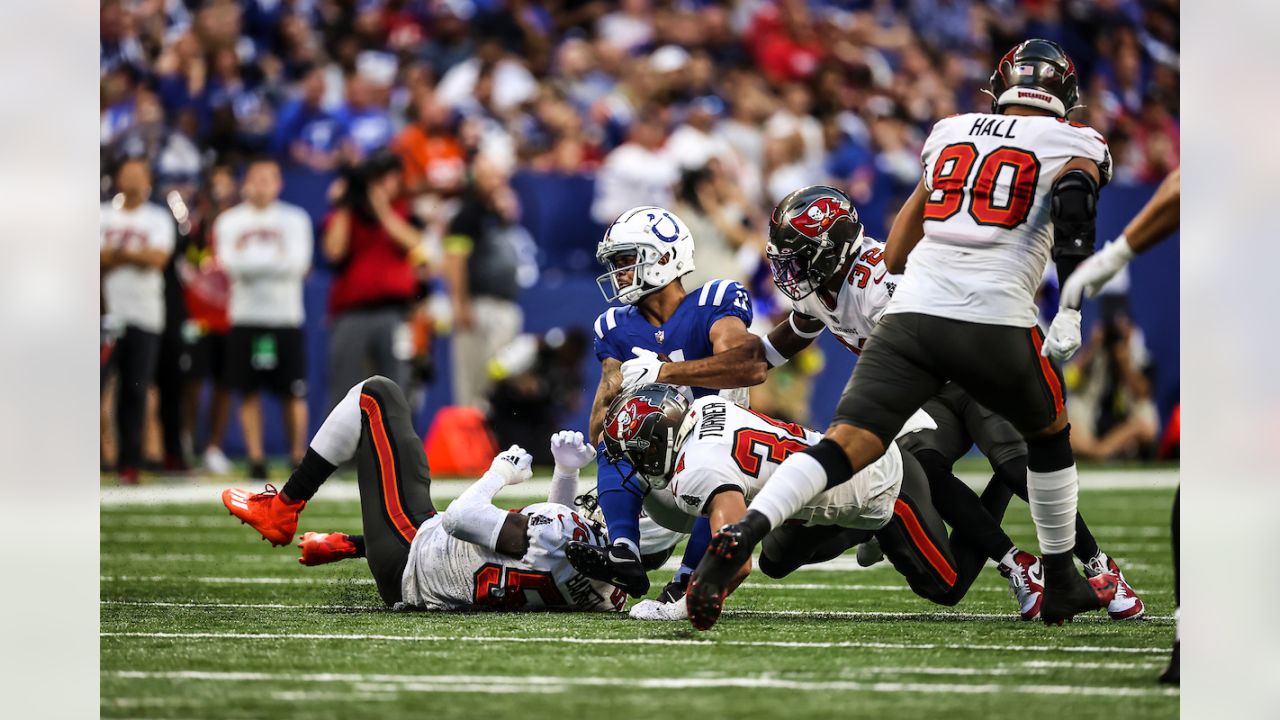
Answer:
222;375;436;605
900;385;1144;620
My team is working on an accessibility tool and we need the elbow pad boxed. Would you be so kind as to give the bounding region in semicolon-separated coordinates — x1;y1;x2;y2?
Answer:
1050;169;1099;262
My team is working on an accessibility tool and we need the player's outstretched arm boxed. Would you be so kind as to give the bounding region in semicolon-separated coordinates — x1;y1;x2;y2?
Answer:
707;490;753;595
547;431;597;506
588;358;623;445
1060;168;1180;309
441;446;534;559
885;179;928;274
640;317;769;390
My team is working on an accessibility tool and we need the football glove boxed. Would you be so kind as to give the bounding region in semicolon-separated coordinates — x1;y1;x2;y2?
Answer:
488;445;533;486
620;347;665;389
1059;237;1136;310
1041;308;1082;363
550;430;597;473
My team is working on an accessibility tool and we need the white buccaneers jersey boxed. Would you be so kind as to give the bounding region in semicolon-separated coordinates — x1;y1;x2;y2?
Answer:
790;237;898;354
661;397;904;530
887;113;1112;327
400;502;627;612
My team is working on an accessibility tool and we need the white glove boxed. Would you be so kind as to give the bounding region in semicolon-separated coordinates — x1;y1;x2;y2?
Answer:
1059;238;1136;309
488;445;533;485
620;347;665;389
629;595;688;621
1041;308;1082;363
549;430;597;473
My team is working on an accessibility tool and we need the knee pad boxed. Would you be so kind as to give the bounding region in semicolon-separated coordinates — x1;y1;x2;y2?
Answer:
806;438;855;491
1026;425;1073;472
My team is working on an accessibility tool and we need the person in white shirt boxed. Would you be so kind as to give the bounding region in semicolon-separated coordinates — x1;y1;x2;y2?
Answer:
590;117;679;226
214;159;314;479
101;157;175;484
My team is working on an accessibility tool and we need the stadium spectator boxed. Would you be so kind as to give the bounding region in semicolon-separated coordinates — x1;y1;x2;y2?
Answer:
101;158;176;484
1066;305;1161;462
336;53;397;160
323;151;423;410
675;164;757;289
444;155;526;409
394;92;466;199
215;159;313;479
590;114;677;225
272;65;345;175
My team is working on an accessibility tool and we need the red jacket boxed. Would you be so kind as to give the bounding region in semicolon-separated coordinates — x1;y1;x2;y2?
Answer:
325;202;418;316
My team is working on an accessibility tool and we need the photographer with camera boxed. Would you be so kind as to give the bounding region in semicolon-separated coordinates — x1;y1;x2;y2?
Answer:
323;150;427;410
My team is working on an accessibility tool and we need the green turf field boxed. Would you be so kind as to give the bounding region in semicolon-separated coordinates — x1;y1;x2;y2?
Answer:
101;480;1178;719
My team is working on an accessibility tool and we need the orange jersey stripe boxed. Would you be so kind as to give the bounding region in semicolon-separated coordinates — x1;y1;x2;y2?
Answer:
360;393;417;544
1029;329;1065;416
893;499;957;587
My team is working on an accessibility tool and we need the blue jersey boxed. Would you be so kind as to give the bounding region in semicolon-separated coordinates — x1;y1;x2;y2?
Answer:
593;279;753;399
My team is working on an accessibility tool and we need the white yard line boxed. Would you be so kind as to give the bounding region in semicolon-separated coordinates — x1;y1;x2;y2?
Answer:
104;669;1177;698
100;631;1171;655
99;599;1173;622
100;470;1178;507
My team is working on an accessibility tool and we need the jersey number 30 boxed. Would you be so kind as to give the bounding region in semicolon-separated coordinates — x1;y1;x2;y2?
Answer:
923;143;1041;229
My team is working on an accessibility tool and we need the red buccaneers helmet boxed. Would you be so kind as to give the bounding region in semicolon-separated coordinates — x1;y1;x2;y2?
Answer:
601;384;692;489
766;186;864;301
988;39;1080;118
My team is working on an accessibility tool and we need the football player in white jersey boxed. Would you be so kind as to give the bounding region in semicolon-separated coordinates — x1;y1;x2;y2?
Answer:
687;39;1122;628
639;185;1143;623
602;384;1048;629
221;376;625;612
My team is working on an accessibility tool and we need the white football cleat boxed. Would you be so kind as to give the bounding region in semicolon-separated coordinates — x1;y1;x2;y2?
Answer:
998;550;1045;620
629;596;688;621
204;446;232;475
1085;552;1145;621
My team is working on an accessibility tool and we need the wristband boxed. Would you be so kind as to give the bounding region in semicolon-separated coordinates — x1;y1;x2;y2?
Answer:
788;312;826;339
761;335;788;368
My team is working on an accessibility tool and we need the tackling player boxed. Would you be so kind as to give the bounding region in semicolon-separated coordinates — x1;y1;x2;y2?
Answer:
601;384;1095;628
639;185;1142;622
221;376;625;611
688;40;1120;627
566;206;763;600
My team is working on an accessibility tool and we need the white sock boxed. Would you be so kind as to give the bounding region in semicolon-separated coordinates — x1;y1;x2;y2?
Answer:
614;537;640;557
747;452;828;529
998;547;1020;570
308;382;365;464
1027;464;1079;555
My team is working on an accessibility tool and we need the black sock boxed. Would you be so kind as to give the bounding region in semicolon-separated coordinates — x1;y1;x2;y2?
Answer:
350;534;367;558
1073;516;1101;564
915;450;1014;562
282;448;338;503
1041;550;1078;582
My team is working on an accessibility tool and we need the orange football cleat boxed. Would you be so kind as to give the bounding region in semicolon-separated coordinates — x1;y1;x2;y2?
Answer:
297;532;360;566
221;484;305;546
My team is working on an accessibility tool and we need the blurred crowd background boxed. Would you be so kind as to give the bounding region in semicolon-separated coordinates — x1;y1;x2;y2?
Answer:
99;0;1180;481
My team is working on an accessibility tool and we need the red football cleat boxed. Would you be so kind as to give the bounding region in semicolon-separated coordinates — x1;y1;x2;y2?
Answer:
297;532;360;566
1086;554;1145;621
998;550;1045;621
221;484;305;547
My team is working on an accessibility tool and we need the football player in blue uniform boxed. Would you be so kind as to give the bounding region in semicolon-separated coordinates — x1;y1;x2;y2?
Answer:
566;206;765;600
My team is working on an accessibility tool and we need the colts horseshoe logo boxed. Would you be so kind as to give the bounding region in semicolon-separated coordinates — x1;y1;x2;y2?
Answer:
648;212;680;243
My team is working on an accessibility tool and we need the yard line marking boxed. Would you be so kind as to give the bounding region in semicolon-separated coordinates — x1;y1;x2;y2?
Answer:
103;553;295;564
97;600;1174;622
101;632;1171;655
99;470;1179;506
105;670;1178;697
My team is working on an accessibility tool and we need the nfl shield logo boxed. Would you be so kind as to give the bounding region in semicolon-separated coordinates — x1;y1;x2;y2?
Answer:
655;330;665;344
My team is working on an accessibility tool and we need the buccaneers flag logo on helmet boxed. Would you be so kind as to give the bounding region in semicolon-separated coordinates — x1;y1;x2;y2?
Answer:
789;197;850;239
608;396;662;443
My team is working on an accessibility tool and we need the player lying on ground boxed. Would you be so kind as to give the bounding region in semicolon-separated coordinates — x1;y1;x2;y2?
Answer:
600;384;1111;629
633;185;1142;622
683;40;1121;628
221;375;626;611
570;205;763;602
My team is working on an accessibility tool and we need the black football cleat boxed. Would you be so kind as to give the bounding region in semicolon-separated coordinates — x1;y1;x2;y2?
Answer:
566;541;651;598
686;511;770;631
656;575;689;604
1158;640;1179;685
1041;565;1117;626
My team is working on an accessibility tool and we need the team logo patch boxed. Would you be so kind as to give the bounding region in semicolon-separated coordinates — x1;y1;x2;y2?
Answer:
655;330;664;344
609;397;661;442
528;514;552;527
789;197;849;239
680;494;703;507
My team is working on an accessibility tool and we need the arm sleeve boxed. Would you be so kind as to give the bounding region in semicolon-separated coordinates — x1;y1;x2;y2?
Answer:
440;472;512;553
